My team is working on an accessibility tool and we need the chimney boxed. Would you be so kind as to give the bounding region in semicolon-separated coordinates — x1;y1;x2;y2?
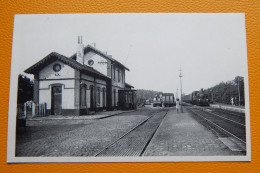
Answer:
76;35;84;64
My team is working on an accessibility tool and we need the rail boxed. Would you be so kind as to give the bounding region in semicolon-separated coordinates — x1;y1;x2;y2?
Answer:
187;106;246;144
94;108;168;156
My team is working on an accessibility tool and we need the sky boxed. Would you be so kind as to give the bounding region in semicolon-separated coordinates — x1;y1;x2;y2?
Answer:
11;13;248;95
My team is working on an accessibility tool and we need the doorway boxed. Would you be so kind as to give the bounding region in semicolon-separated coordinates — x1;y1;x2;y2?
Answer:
90;86;94;111
102;88;106;109
51;85;62;115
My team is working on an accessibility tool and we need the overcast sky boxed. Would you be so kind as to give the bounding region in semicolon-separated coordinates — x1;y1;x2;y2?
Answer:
12;13;248;95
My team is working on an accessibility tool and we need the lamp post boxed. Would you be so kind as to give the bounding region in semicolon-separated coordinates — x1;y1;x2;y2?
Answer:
179;67;184;113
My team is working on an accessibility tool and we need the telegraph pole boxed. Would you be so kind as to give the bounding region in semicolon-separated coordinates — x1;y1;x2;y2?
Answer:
176;87;179;100
179;67;184;113
238;78;241;106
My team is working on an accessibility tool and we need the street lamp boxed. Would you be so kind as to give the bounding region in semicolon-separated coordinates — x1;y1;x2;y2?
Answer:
179;67;184;113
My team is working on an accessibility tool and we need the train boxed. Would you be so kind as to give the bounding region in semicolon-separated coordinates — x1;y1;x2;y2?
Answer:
152;93;175;107
182;90;210;106
153;94;162;107
118;90;137;110
161;93;175;107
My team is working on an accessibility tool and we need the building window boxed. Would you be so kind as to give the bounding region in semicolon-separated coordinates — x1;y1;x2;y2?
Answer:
125;92;128;103
113;89;116;106
97;87;101;106
118;69;121;82
102;88;106;107
53;63;61;72
122;71;124;84
88;59;94;66
80;84;86;106
113;66;116;80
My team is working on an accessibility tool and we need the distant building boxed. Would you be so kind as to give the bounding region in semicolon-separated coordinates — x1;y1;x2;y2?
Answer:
24;36;134;116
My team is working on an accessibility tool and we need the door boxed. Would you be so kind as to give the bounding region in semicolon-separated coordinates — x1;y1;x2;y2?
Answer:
113;89;116;107
102;88;106;109
90;86;94;111
51;85;62;115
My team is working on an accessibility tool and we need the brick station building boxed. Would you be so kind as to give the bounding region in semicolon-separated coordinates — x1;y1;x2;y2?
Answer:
24;36;134;116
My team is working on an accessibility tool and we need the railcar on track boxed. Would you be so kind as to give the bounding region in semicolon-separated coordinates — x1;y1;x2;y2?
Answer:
118;90;137;110
183;90;209;106
161;93;175;107
152;95;162;107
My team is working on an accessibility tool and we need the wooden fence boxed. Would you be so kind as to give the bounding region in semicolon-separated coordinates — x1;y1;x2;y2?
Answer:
17;101;47;119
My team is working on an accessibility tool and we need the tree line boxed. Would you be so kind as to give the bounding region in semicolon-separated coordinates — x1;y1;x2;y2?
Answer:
17;74;33;104
197;76;245;106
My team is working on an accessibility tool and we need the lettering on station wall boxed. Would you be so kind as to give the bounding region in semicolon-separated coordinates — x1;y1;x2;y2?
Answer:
55;72;61;76
98;60;108;65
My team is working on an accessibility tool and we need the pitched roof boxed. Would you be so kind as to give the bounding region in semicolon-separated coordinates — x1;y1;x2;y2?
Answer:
70;45;130;71
125;82;134;88
24;52;110;80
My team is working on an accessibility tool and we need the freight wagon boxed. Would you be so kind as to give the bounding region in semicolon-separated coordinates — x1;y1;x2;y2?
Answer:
162;93;175;107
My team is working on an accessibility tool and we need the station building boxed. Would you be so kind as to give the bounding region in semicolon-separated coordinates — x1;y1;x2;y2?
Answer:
24;36;135;116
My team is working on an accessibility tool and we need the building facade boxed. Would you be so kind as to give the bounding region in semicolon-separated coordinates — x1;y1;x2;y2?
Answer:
25;36;134;116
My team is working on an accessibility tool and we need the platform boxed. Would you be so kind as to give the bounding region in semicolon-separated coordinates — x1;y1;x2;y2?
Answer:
143;108;243;156
210;104;245;113
26;109;136;126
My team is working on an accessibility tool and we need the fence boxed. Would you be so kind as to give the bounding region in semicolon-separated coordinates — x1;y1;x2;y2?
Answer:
16;101;47;119
17;104;25;118
34;103;47;117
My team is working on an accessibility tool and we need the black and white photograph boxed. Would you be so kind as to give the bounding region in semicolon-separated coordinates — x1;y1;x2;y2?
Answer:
7;13;250;162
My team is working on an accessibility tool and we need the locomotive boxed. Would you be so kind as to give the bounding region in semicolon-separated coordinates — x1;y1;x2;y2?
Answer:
183;90;210;106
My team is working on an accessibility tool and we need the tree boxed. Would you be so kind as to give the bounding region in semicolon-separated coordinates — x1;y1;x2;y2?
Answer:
233;76;245;105
135;89;162;104
203;76;245;105
17;74;33;104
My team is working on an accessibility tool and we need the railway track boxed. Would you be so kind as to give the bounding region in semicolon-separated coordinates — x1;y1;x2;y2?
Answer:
186;106;246;152
200;107;245;125
209;108;245;119
94;108;168;156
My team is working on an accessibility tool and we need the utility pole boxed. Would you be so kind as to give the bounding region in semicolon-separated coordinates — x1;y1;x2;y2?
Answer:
238;78;241;106
176;87;179;100
179;67;184;113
